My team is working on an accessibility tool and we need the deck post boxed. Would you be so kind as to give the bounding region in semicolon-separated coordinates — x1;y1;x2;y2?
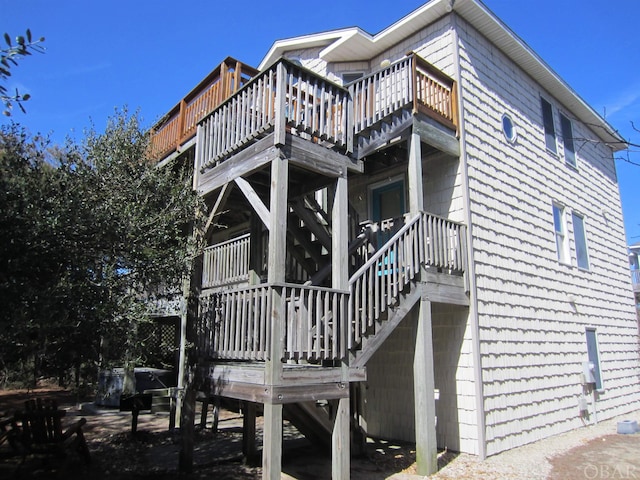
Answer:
408;130;424;214
332;173;350;479
274;62;287;147
179;251;203;472
414;282;437;475
263;154;288;480
242;401;258;465
249;213;263;284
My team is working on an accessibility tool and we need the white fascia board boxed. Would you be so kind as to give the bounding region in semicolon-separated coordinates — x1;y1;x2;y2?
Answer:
321;0;451;62
257;0;626;150
454;0;626;150
258;28;356;70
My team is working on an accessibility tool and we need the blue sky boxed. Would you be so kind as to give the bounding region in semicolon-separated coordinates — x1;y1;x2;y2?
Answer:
2;0;640;243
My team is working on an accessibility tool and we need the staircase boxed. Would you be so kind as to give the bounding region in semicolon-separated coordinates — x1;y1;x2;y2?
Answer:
280;212;467;448
199;211;465;362
198;212;465;447
286;193;372;285
283;401;334;451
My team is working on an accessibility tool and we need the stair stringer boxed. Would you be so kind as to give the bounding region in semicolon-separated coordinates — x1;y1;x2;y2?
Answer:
283;401;333;451
351;281;422;368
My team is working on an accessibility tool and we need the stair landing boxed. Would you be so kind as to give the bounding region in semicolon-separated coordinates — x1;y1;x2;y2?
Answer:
200;362;365;404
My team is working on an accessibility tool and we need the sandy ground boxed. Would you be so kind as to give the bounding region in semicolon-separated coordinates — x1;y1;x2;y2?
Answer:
1;387;639;479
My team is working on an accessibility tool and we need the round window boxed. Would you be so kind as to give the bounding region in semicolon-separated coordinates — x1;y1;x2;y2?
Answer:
502;114;516;143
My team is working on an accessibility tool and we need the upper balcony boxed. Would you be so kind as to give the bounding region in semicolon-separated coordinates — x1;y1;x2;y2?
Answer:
632;269;640;294
149;57;259;161
193;53;458;193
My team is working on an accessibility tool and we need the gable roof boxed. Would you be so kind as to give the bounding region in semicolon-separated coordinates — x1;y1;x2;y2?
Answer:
259;0;626;151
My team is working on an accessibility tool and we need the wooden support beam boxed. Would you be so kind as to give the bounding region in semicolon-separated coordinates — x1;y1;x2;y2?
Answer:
242;402;258;465
262;403;283;480
283;134;363;176
331;174;350;480
204;183;232;239
331;174;349;324
197;136;280;195
263;155;288;480
266;155;287;379
274;62;287;147
423;271;469;306
408;131;424;214
332;398;350;480
249;214;263;284
413;116;460;158
414;283;437;476
235;176;271;231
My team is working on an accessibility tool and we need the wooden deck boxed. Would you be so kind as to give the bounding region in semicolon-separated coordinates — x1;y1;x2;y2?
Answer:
149;57;258;161
196;211;467;369
200;362;365;403
192;53;457;192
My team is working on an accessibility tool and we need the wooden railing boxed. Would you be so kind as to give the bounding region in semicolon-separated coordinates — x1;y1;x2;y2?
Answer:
196;58;351;172
632;270;640;291
150;57;258;160
202;233;250;289
197;212;466;362
349;212;466;349
197;283;348;362
351;52;457;134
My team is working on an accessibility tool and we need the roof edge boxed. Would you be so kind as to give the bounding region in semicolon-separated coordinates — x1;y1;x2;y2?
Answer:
257;0;627;150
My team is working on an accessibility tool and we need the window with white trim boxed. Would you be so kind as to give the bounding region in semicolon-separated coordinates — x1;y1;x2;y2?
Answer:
553;203;569;263
342;72;364;84
541;97;557;153
502;113;517;143
585;328;603;391
572;212;590;270
560;113;576;167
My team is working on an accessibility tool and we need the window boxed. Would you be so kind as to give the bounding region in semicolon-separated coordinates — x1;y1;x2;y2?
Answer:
502;113;516;143
541;98;557;153
342;72;364;85
560;113;576;167
585;328;603;391
553;203;568;263
572;213;590;270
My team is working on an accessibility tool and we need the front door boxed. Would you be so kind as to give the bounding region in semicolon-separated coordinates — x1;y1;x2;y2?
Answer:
371;179;406;249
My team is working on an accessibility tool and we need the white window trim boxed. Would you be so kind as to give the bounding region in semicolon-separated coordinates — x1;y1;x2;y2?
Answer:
571;211;590;271
560;112;577;168
553;203;569;264
585;327;604;392
502;113;517;143
341;71;366;85
541;97;558;155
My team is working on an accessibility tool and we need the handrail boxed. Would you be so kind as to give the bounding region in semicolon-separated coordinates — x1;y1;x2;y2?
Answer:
351;52;457;134
412;54;458;130
197;282;348;361
349;213;421;282
149;57;258;160
196;57;351;172
202;233;250;289
198;212;466;361
193;54;456;177
348;211;466;349
632;270;640;288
